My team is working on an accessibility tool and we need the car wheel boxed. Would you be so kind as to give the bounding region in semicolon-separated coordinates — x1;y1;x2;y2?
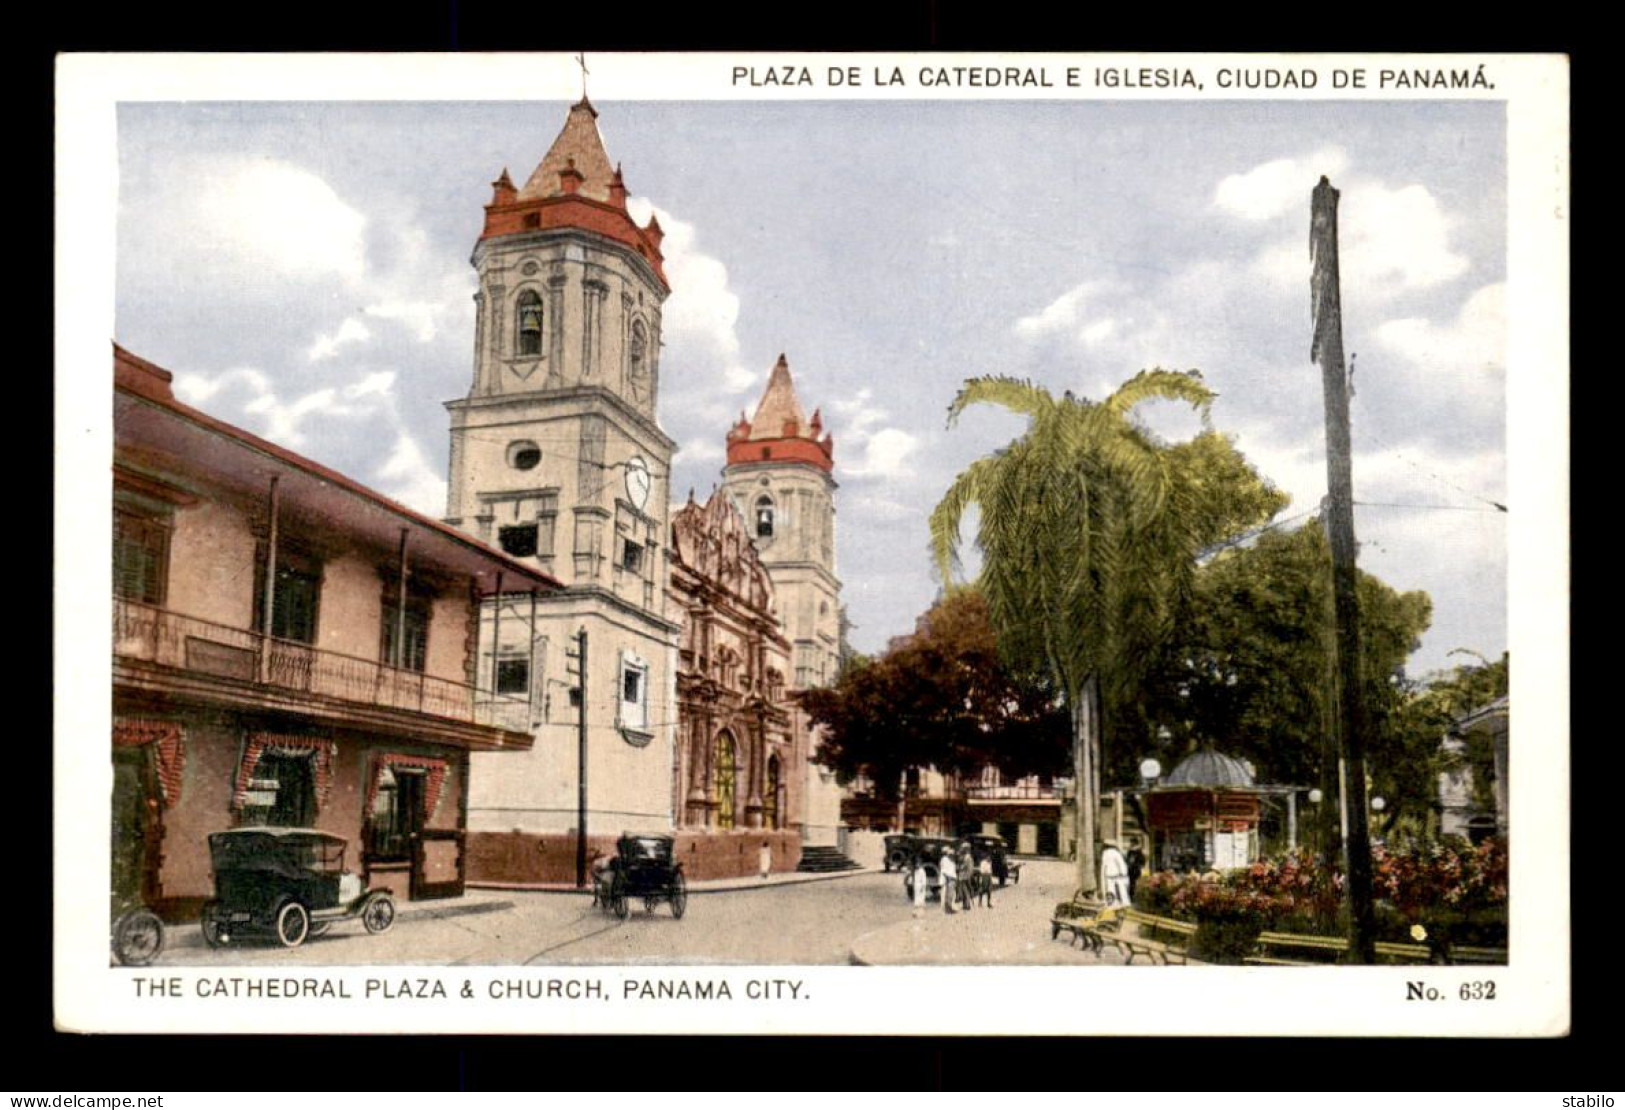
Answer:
275;901;310;948
200;902;228;948
113;909;165;967
362;893;396;935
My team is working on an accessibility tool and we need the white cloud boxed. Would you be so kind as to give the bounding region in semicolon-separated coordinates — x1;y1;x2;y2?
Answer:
374;433;449;517
1342;183;1470;292
307;317;372;362
1250;179;1469;301
1214;148;1349;221
679;437;725;464
848;427;921;478
242;386;339;447
195;158;367;281
629;198;757;398
1013;280;1112;340
1080;318;1117;346
831;390;920;479
1376;282;1504;379
363;300;444;343
344;370;397;399
171;367;269;406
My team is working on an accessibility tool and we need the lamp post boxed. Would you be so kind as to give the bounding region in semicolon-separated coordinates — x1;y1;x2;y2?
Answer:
1138;758;1161;870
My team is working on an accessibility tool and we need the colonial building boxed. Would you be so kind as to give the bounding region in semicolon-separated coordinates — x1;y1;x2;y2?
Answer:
440;97;676;883
443;101;854;881
667;489;802;875
721;356;846;847
1438;695;1509;843
113;346;550;918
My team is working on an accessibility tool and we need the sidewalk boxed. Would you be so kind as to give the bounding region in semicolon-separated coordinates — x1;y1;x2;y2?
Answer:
164;888;516;950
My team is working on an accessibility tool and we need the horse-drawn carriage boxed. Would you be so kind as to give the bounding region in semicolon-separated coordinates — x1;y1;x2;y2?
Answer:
593;833;688;920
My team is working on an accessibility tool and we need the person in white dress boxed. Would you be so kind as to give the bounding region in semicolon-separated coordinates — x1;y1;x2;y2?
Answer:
1101;840;1131;907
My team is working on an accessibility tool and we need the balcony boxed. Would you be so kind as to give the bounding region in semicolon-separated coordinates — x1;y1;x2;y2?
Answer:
962;780;1071;802
114;598;532;735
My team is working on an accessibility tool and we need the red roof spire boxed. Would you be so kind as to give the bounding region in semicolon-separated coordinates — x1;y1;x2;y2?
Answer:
726;354;834;473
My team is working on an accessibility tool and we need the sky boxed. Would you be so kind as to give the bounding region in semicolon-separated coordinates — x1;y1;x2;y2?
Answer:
115;96;1509;678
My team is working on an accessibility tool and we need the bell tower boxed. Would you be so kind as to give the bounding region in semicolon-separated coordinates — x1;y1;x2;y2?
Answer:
721;354;841;689
447;99;682;874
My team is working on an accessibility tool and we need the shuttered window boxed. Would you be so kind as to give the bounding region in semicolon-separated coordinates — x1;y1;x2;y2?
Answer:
113;509;170;604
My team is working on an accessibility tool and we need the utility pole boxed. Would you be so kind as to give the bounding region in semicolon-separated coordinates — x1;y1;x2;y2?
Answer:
1310;176;1377;963
571;627;589;889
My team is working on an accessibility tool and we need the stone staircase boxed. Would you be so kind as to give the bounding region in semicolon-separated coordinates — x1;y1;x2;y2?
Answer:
796;845;863;873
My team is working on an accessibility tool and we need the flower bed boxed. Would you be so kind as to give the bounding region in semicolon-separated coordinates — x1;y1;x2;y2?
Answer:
1134;837;1507;962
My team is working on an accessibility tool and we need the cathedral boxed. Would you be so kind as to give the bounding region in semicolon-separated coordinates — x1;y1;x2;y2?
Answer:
447;98;843;883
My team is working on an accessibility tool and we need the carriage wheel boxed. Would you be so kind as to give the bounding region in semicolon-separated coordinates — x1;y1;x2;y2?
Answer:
113;909;165;967
610;876;629;920
200;902;228;948
362;893;396;935
275;901;311;948
669;872;688;919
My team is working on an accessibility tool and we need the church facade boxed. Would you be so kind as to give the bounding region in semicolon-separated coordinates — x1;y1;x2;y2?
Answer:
721;356;846;846
448;100;844;882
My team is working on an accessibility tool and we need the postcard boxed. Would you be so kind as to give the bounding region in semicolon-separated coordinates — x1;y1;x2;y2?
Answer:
56;51;1568;1036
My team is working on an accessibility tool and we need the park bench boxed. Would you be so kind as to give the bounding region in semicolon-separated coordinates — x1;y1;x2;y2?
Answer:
1245;930;1435;966
1049;893;1108;948
1446;944;1507;964
1049;899;1198;965
1104;908;1198;965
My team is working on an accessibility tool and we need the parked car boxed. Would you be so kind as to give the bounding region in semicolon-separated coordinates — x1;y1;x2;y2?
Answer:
596;832;688;919
882;834;918;872
200;827;396;948
901;836;961;902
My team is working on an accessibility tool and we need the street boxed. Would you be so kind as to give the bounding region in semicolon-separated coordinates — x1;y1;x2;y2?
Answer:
145;860;1090;967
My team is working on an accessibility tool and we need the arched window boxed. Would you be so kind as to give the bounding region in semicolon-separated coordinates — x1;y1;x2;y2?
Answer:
755;496;774;539
516;290;543;356
764;755;781;830
713;732;737;830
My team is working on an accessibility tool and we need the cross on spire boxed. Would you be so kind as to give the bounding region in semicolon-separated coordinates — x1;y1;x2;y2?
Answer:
575;52;590;100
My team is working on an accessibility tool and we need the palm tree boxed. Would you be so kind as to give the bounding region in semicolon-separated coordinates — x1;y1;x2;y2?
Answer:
930;370;1283;895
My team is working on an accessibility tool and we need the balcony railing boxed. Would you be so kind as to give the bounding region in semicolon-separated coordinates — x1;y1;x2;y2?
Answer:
963;782;1070;801
114;598;531;731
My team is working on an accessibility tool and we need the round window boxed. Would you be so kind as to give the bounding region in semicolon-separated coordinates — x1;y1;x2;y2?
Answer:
508;441;541;471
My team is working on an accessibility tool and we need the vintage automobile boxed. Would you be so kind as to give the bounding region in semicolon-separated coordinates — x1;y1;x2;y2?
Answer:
967;833;1020;886
596;832;688;920
200;827;397;948
900;836;962;903
882;834;918;873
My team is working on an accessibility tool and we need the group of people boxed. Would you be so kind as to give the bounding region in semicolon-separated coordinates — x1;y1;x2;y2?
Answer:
911;842;995;917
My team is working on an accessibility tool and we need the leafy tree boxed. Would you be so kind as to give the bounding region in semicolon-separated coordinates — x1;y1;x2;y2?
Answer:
1378;653;1508;840
796;587;1070;802
1130;522;1437;844
929;371;1285;894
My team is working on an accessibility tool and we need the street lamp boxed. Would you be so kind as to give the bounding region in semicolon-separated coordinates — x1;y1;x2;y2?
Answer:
1139;758;1162;785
